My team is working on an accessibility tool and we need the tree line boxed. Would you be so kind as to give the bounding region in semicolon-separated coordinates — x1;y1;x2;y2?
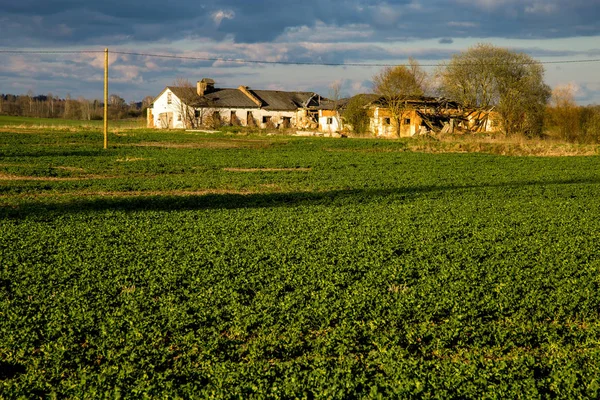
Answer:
344;43;600;142
0;92;154;120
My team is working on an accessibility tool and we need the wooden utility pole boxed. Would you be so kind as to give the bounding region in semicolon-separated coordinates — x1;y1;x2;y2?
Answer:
103;48;108;149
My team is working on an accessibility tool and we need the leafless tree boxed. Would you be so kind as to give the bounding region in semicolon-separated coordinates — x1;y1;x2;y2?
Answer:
142;96;154;111
329;80;344;131
372;61;425;136
548;84;580;142
408;57;432;96
172;77;200;129
26;90;34;116
47;93;54;117
438;43;551;136
64;93;74;119
109;94;126;119
78;97;91;120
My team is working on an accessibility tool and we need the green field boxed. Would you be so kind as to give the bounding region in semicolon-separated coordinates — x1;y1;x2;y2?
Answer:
2;128;600;398
0;115;145;129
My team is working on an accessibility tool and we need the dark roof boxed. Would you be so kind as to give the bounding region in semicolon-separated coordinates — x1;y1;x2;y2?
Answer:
370;96;462;109
317;98;351;111
204;89;259;108
165;86;320;111
167;86;200;103
252;90;318;111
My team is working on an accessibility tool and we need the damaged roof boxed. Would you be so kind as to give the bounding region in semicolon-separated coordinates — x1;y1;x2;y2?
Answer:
253;90;318;111
166;86;321;111
369;96;462;109
317;98;351;111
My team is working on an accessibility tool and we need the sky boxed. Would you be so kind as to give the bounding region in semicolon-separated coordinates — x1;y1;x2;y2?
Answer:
1;0;599;104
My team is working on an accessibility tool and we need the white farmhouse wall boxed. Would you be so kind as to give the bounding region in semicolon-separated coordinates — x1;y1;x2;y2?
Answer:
151;88;307;130
369;107;394;137
151;89;187;129
318;110;342;133
201;108;298;129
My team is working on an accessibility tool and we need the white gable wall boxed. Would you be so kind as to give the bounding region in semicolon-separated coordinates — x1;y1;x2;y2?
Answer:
151;89;188;129
318;110;342;133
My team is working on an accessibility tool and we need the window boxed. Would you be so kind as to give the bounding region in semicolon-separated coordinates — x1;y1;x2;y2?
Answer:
327;117;333;125
384;118;391;125
262;116;271;124
167;92;172;105
404;118;411;125
177;113;182;121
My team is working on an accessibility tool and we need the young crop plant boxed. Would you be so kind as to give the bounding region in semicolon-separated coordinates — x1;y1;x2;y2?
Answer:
1;129;600;398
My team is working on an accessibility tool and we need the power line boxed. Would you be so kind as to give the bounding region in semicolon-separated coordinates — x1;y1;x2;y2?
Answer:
1;49;600;67
0;50;103;55
111;51;600;67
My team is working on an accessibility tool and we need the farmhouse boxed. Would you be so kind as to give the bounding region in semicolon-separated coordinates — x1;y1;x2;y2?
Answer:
316;98;350;134
367;96;499;137
148;78;325;130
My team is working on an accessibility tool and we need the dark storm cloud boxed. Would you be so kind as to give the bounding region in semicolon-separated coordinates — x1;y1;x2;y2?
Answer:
1;0;598;48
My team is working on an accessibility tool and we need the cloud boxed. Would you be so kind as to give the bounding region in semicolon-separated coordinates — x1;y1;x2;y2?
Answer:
277;21;375;43
525;2;559;14
447;22;479;29
1;0;599;104
212;10;235;26
1;0;598;48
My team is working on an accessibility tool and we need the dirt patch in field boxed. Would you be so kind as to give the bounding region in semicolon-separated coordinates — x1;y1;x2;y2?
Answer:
55;166;86;172
83;189;259;197
324;148;400;154
1;189;265;199
0;173;114;181
224;167;311;172
0;125;90;133
0;186;315;202
259;183;284;190
116;157;151;162
131;139;270;150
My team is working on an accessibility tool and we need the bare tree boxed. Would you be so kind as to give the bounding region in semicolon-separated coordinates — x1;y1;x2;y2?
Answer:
372;62;425;136
47;93;54;118
142;96;154;111
78;96;92;121
64;93;74;119
109;94;126;120
329;80;342;110
172;77;200;129
26;90;34;116
328;80;344;131
438;43;551;137
548;84;580;142
408;57;431;96
582;106;600;143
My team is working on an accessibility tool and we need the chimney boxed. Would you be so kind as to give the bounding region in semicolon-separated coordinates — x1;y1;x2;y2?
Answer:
197;78;215;96
238;86;262;107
